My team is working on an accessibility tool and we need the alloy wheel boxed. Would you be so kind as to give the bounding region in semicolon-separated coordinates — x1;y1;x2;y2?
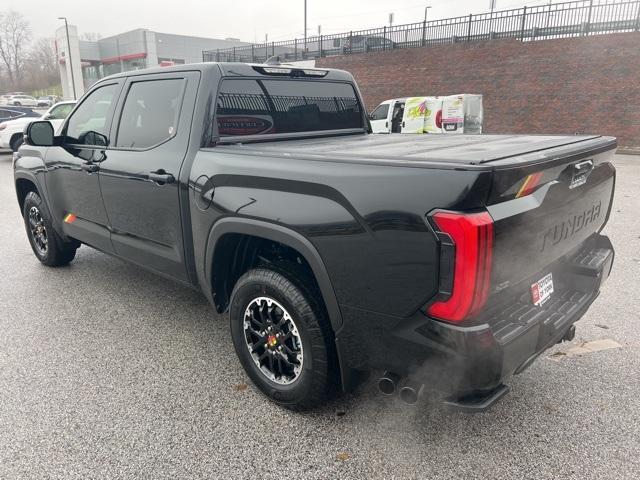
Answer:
28;206;48;256
243;296;304;385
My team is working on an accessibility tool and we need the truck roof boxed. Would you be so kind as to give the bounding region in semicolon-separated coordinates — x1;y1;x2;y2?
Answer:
98;62;355;83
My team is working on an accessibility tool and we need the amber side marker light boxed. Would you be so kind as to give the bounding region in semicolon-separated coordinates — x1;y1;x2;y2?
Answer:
516;172;544;198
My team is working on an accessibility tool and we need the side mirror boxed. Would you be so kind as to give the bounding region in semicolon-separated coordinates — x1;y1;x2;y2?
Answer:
80;130;108;147
43;114;53;120
25;121;54;147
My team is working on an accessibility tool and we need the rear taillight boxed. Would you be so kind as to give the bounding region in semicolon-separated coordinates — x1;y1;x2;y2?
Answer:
427;210;494;323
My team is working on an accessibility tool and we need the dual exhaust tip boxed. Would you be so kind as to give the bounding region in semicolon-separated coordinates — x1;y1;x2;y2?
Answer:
378;371;424;405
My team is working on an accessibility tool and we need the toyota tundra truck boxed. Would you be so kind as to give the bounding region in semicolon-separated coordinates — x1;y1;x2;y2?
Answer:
14;63;616;411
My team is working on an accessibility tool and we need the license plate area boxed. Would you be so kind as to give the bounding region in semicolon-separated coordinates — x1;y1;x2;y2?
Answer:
531;273;554;306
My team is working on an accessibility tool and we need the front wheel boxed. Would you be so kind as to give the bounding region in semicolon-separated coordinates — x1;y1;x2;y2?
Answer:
23;191;78;266
229;268;338;410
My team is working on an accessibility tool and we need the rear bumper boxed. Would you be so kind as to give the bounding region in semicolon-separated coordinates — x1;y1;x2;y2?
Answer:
335;234;614;408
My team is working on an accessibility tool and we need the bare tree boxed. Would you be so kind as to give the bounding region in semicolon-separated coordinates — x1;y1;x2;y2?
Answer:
23;37;59;91
0;10;31;87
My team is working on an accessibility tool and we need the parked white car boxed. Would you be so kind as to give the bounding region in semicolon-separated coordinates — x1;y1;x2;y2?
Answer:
6;95;39;107
0;101;76;151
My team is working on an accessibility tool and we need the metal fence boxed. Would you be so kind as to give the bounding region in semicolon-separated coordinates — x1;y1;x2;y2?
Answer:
203;0;640;64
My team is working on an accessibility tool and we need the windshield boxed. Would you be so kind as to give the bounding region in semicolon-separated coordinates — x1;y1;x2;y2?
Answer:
215;79;363;139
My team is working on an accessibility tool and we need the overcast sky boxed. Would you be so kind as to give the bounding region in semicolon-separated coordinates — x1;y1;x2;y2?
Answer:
20;0;551;42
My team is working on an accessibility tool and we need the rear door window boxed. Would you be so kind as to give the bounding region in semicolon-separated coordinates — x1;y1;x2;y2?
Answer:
215;79;363;137
116;78;185;149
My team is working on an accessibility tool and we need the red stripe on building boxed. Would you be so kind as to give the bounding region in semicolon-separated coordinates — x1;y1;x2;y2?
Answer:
101;52;147;64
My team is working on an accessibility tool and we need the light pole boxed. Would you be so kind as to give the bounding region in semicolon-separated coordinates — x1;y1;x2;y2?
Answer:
424;5;432;23
489;0;497;39
422;6;432;46
304;0;307;51
58;17;76;100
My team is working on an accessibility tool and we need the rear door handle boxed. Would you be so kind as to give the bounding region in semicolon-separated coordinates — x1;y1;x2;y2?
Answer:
148;170;175;184
80;163;100;173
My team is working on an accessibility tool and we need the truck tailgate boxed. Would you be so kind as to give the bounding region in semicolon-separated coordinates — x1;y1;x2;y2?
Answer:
485;142;616;297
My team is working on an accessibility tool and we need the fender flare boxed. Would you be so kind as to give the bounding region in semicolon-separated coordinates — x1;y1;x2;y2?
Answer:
204;217;343;332
14;170;46;212
14;170;67;239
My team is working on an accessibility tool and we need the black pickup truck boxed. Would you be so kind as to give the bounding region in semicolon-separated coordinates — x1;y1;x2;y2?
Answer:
14;63;616;411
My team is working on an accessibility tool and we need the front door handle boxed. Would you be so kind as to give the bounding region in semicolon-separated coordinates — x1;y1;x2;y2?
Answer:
80;162;100;173
148;170;175;185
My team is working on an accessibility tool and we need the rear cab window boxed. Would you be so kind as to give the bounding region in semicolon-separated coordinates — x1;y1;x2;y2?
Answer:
213;78;363;141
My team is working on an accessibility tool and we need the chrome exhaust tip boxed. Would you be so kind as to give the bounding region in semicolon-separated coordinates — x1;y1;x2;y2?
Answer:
399;380;424;405
378;371;402;395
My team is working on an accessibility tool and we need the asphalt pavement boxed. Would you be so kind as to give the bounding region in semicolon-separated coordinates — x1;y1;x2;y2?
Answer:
0;151;638;479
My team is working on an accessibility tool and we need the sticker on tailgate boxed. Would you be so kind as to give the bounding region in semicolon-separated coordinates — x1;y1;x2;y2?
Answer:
531;273;554;307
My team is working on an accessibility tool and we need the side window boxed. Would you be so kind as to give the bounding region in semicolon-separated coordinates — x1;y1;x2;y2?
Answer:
65;84;119;146
48;104;74;120
116;79;184;149
370;104;389;121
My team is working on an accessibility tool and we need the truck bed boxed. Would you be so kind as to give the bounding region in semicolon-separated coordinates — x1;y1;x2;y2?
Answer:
214;133;616;169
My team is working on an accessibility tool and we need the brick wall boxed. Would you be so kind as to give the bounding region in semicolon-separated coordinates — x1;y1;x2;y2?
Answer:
316;33;640;148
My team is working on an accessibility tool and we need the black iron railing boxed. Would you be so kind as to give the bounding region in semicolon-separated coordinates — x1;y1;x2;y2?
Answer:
203;0;640;63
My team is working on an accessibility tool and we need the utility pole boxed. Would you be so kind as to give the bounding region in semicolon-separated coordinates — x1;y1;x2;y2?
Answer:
58;17;76;100
389;12;394;26
304;0;307;50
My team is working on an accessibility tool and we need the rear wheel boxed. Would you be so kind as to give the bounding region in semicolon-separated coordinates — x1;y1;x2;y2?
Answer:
229;268;337;410
14;101;21;106
23;191;78;266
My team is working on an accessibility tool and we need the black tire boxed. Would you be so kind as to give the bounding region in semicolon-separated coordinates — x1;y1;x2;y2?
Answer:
14;102;21;106
10;134;23;152
23;191;78;266
229;267;338;410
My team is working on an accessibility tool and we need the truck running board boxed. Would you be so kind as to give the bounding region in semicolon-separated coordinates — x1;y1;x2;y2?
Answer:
443;384;510;413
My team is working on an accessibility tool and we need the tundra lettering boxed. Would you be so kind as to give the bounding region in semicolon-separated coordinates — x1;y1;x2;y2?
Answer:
541;201;602;252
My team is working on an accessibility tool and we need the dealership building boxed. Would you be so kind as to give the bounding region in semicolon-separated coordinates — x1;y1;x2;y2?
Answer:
55;25;250;99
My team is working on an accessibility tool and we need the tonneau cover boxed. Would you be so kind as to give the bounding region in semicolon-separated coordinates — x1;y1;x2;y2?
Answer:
214;133;614;168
